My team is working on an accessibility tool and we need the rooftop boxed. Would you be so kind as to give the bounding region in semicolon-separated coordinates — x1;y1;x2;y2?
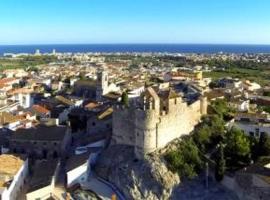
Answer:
11;125;67;141
28;160;59;193
66;152;90;172
0;154;26;188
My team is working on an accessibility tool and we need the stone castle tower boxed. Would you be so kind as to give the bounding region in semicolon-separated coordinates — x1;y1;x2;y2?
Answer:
96;70;109;101
112;87;208;159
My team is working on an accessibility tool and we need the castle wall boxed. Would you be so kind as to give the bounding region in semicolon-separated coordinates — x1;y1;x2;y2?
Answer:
112;106;136;146
134;109;159;157
112;95;205;159
156;99;201;150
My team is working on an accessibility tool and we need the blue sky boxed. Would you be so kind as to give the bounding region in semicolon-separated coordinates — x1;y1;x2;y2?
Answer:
1;0;270;44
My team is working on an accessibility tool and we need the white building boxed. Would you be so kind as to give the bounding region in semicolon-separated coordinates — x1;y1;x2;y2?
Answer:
233;113;270;138
243;80;261;91
66;153;91;188
0;154;28;200
8;88;34;109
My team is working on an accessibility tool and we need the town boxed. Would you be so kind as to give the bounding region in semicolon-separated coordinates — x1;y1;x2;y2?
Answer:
0;50;270;200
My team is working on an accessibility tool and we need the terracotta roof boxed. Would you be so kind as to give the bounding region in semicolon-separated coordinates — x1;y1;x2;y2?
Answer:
0;78;16;85
32;105;50;115
85;102;100;109
7;88;33;95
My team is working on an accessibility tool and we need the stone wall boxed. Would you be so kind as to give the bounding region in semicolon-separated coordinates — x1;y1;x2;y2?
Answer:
112;106;136;146
156;100;201;151
112;97;204;159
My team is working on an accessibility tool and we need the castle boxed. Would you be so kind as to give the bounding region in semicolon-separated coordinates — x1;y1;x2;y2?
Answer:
112;86;207;159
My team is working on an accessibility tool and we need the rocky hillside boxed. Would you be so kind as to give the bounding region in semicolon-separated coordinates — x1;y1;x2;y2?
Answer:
95;145;180;200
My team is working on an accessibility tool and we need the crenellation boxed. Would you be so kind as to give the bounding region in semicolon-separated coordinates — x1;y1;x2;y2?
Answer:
112;86;208;159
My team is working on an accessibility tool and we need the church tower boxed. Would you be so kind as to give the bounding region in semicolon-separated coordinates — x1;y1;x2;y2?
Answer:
96;70;109;101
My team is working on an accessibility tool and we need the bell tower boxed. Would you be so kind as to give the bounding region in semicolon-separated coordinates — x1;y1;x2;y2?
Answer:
96;70;108;101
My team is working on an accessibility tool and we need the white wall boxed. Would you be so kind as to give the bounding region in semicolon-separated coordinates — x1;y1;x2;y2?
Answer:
234;122;270;137
26;185;52;200
1;159;28;200
67;162;88;187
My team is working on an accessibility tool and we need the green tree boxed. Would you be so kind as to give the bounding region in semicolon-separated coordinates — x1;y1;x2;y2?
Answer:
121;91;129;107
211;99;235;120
215;144;226;182
194;114;225;152
225;127;251;166
165;138;202;179
194;124;211;152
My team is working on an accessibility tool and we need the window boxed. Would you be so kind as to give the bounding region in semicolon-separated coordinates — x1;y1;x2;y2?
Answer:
260;132;266;138
255;128;260;137
249;132;254;137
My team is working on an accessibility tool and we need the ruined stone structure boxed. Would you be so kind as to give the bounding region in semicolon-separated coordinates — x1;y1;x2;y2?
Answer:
112;87;207;158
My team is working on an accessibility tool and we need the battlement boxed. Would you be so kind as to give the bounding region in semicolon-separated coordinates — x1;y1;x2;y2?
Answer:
112;87;208;159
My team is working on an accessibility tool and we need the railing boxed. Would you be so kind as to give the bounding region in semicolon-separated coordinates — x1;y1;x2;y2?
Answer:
96;176;126;200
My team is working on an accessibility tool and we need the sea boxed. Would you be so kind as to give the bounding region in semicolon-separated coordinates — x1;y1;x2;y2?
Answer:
1;44;270;55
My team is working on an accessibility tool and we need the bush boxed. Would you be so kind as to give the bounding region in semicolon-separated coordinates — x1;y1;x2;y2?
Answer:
165;138;202;179
193;114;225;153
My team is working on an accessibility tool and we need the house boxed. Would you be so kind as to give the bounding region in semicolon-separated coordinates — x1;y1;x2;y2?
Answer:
0;154;28;200
26;160;60;200
215;78;242;89
233;113;270;138
66;152;91;188
0;112;24;131
30;104;51;120
10;125;71;159
243;80;261;91
7;88;34;109
3;69;28;78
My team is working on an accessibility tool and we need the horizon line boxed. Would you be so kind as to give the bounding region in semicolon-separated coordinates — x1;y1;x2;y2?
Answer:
1;43;270;46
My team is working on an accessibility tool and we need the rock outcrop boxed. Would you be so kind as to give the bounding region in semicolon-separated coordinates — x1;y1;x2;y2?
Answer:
95;145;180;200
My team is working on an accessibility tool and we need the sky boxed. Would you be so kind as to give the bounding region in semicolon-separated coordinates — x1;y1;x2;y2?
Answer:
0;0;270;45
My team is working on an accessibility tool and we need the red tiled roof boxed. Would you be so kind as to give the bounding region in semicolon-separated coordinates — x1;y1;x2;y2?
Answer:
0;78;16;85
32;105;50;115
